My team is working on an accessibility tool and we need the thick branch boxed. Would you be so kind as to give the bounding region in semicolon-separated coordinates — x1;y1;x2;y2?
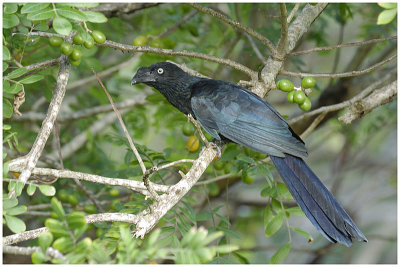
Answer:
259;3;328;96
339;80;397;124
8;56;70;198
133;145;219;238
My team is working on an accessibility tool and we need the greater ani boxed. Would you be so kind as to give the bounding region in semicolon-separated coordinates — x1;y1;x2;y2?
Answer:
131;62;367;246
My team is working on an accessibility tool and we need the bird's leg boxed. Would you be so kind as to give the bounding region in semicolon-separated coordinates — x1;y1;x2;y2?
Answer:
143;166;161;201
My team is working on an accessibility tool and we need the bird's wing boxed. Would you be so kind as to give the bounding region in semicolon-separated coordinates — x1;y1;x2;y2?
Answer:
190;80;307;158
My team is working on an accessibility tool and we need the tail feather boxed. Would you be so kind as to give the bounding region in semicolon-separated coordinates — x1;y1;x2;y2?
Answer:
270;154;367;246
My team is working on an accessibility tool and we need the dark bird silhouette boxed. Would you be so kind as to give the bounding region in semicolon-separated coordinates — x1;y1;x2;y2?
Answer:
131;62;367;246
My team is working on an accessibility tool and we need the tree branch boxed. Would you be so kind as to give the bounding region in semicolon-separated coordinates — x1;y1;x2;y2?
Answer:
339;80;397;124
288;35;397;57
3;213;138;246
8;56;70;198
3;245;66;261
280;54;396;78
287;70;397;124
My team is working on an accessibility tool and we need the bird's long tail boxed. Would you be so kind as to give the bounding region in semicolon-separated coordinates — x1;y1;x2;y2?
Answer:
270;154;367;246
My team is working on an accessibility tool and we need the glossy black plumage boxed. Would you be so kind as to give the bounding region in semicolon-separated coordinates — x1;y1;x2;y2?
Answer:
131;62;367;246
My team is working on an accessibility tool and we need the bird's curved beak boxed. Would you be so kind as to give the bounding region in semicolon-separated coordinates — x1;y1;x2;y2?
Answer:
131;67;155;86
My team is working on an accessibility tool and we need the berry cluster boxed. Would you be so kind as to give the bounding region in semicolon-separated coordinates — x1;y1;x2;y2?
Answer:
48;30;106;66
276;77;316;111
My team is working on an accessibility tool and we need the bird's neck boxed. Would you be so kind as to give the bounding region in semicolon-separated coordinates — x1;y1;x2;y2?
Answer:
151;76;203;115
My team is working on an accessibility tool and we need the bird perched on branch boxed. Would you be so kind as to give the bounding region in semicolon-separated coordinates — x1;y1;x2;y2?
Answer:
131;61;367;246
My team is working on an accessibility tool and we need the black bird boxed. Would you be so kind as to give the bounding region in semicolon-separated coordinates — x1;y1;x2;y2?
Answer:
131;62;367;246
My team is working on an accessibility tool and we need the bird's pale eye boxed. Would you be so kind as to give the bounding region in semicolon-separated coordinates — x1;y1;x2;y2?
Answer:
157;68;164;75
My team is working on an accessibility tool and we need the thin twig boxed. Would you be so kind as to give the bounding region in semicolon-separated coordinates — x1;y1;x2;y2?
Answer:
11;95;147;123
92;69;147;175
300;111;327;139
288;35;397;57
187;3;276;54
280;54;396;78
287;3;301;23
195;173;240;186
245;33;267;64
6;165;171;195
158;10;199;39
277;3;289;55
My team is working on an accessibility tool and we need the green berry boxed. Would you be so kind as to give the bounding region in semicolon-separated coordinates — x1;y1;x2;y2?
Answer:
277;79;294;92
299;97;311;111
301;76;316;89
91;30;106;44
67;194;79;205
83;204;96;214
287;91;295;103
213;160;225;171
84;36;94;49
69;59;81;66
49;36;63;47
109;189;119;197
70;48;82;61
293;90;306;104
60;42;73;55
73;34;84;45
182;122;195;136
57;189;68;202
241;172;255;185
150;38;162;48
133;35;148;46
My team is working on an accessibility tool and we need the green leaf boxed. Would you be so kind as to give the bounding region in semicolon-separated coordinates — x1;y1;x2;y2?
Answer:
27;184;37;196
4;3;19;14
39;185;56;196
19;74;44;84
45;218;69;237
215;244;239;254
51;197;65;220
21;3;50;14
7;67;28;79
263;205;273;226
56;3;99;8
291;227;313;242
57;7;87;21
6;205;27;216
378;3;397;9
3;14;19;29
3;198;18;210
6;83;23;94
27;8;55;21
3;62;9;72
269;243;290;264
265;212;284;237
236;154;254;164
15;181;24;196
285;206;305;217
3;99;13;118
5;214;26;233
52;16;72;35
85;11;108;23
66;211;86;229
38;232;54;253
3;45;11;61
377;8;397;25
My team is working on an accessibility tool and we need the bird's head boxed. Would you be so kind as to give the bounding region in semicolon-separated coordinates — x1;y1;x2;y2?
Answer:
131;62;189;88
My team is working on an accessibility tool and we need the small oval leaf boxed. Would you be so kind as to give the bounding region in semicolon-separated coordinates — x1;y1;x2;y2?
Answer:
269;243;290;264
52;16;72;35
39;184;56;196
